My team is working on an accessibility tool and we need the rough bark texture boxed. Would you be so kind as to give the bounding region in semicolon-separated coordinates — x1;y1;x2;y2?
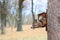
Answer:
47;0;60;40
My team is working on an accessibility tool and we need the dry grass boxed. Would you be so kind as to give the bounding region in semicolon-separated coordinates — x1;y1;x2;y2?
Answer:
0;25;47;40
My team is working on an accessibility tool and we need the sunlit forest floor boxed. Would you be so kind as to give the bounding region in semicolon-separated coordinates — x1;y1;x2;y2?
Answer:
0;25;47;40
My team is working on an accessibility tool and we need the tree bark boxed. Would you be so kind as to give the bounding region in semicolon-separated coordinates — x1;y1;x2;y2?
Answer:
17;0;24;31
47;0;60;40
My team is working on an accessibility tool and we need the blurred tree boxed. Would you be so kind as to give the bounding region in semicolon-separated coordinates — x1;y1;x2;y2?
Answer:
0;0;6;34
0;0;9;34
31;0;35;27
17;0;24;31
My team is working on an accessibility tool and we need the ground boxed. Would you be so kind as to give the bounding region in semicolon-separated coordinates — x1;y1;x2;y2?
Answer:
0;25;47;40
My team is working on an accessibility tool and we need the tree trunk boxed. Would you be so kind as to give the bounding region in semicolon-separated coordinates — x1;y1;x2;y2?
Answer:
31;0;35;27
0;0;6;34
47;0;60;40
1;14;6;34
17;0;24;31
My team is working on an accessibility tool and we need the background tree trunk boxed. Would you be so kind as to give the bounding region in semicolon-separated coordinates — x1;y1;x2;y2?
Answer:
31;0;35;27
17;0;24;31
1;0;7;34
1;14;6;34
47;0;60;40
